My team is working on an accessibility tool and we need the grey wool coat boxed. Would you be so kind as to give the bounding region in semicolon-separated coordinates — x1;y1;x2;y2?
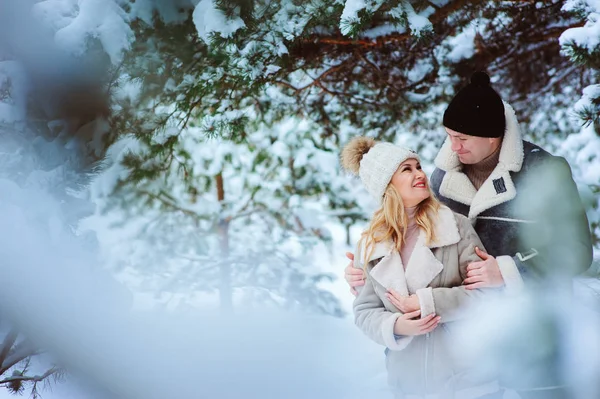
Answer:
353;206;497;397
430;102;593;291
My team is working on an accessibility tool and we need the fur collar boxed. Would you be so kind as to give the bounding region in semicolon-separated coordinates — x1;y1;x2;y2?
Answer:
358;206;460;295
433;102;525;219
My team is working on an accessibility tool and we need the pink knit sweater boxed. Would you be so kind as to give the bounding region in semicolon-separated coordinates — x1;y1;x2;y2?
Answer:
400;206;419;268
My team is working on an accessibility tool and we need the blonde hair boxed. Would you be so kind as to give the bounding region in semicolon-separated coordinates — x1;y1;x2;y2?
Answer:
359;184;441;268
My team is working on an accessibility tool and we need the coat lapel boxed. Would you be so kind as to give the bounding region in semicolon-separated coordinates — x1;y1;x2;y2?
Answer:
370;251;410;296
467;168;516;219
403;231;443;294
365;206;460;293
434;102;525;219
438;169;477;206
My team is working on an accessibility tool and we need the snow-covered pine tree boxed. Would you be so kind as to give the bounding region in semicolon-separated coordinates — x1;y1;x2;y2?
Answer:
0;0;131;393
105;0;597;270
560;0;600;130
558;0;600;255
93;0;600;312
89;1;364;314
95;114;351;314
109;0;596;167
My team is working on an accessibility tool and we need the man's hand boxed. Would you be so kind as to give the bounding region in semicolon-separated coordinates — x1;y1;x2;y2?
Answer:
393;310;440;336
344;252;365;296
386;289;420;313
463;247;505;289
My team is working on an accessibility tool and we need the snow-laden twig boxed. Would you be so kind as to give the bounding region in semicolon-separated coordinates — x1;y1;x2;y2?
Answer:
0;367;58;385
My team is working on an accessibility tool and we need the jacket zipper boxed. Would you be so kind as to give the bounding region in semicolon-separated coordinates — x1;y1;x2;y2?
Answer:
424;332;430;396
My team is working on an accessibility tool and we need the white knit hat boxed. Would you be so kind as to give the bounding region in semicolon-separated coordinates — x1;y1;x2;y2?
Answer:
341;137;420;202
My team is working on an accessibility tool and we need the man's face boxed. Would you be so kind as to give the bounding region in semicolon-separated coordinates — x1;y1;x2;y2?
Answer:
444;128;501;165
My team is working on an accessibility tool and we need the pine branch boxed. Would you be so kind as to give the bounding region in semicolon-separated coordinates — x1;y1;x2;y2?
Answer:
106;60;125;96
301;0;477;49
574;105;599;128
138;189;210;221
426;1;440;10
274;59;353;93
301;33;410;48
0;344;39;375
528;22;584;42
538;65;580;94
0;329;18;370
0;367;58;385
180;102;201;130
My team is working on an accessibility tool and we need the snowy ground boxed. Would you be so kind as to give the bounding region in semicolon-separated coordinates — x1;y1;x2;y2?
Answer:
0;184;390;399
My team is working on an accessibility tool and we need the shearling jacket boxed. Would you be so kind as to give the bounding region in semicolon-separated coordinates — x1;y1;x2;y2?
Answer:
353;206;498;397
430;102;593;291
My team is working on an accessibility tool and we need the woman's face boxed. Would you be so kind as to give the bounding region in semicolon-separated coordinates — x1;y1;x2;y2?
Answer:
390;159;430;207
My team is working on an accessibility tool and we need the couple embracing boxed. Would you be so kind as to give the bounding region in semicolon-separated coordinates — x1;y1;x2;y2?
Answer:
342;72;593;399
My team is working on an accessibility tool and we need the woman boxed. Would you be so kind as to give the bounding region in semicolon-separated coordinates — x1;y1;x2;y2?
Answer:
341;137;498;399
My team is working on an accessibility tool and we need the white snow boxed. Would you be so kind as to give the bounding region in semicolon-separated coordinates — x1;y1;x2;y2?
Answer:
561;123;600;192
407;12;431;34
0;177;386;398
560;15;600;50
341;0;367;23
193;0;246;43
563;0;600;13
407;58;434;82
560;1;600;50
125;0;196;24
446;25;478;62
31;0;78;31
340;0;387;36
387;1;432;36
362;23;406;38
34;0;133;64
0;61;28;123
265;65;282;75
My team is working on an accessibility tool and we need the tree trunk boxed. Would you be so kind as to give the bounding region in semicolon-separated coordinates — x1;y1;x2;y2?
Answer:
215;172;232;311
345;224;351;247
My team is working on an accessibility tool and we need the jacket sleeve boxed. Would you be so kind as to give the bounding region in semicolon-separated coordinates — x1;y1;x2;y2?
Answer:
353;265;414;351
430;168;444;198
415;214;493;322
495;156;593;290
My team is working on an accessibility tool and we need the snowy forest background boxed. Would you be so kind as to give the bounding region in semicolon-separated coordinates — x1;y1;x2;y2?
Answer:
1;0;600;398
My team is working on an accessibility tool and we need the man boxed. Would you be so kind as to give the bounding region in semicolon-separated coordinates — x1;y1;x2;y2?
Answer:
344;71;593;398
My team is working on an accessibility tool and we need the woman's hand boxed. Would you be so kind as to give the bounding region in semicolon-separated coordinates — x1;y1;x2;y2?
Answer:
393;310;440;336
344;252;365;296
386;289;420;313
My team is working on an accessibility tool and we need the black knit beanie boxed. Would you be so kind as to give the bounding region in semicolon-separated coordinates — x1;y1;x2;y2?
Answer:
443;72;506;138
